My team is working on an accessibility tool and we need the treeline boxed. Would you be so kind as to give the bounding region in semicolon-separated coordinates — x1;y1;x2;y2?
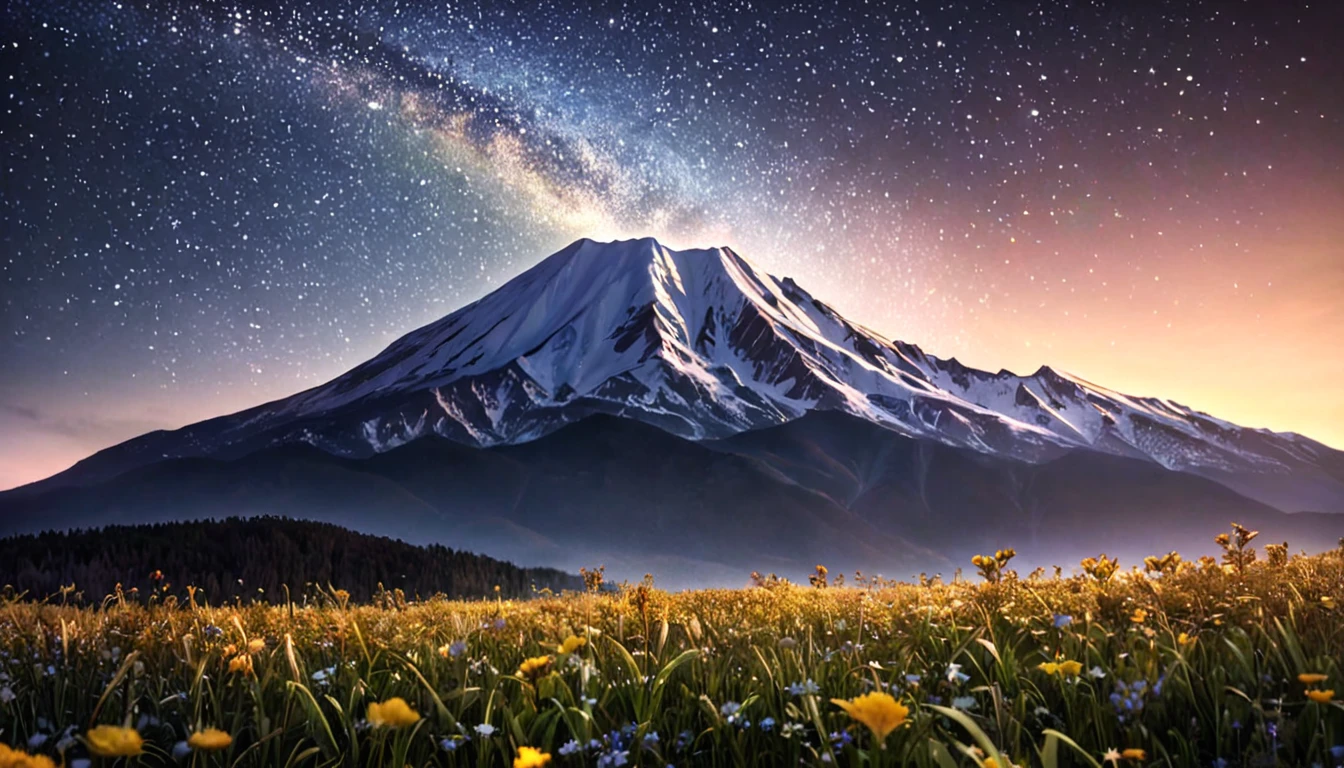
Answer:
0;516;583;604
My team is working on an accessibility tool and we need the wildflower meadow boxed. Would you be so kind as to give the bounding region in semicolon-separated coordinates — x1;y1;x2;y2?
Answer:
0;526;1341;767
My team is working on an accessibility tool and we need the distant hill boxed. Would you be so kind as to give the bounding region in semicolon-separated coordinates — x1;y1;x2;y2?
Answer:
0;516;583;603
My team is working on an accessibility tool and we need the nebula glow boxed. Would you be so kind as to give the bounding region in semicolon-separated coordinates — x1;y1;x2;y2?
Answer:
2;0;1342;490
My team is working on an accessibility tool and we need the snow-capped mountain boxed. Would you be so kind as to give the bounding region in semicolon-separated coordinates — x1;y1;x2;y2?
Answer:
17;237;1344;514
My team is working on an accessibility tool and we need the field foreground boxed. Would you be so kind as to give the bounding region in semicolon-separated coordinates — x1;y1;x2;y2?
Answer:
1;540;1342;767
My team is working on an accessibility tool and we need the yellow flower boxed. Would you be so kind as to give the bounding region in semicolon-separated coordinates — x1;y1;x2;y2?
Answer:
1298;673;1328;685
85;725;145;757
0;743;59;768
1130;608;1147;624
1037;660;1082;676
228;654;254;676
1306;689;1335;704
518;655;554;681
557;635;587;654
513;746;553;768
830;691;910;742
247;638;266;654
187;728;233;751
367;697;420;728
1121;748;1146;760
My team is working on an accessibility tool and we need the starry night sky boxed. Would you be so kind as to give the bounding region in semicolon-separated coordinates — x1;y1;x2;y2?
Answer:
2;0;1342;490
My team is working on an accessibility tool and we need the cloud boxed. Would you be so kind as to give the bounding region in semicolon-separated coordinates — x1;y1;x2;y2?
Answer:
0;403;166;449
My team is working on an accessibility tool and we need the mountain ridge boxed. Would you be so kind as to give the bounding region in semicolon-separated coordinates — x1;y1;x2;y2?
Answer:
4;237;1343;518
3;408;1338;589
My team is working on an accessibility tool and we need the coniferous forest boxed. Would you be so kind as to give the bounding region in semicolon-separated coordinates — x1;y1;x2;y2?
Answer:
0;516;582;603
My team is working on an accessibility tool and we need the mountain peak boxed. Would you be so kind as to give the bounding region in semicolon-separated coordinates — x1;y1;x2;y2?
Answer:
16;238;1343;518
546;236;738;276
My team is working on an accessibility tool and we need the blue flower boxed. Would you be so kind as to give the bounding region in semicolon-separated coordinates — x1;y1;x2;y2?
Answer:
492;617;507;631
946;663;969;684
447;640;467;658
558;740;582;756
759;717;776;732
597;750;629;767
1053;614;1073;628
829;730;853;747
642;732;660;749
951;696;977;711
720;701;741;717
474;723;496;737
788;679;821;696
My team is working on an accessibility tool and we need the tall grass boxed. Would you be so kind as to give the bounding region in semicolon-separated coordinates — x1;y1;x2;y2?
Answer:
0;535;1340;766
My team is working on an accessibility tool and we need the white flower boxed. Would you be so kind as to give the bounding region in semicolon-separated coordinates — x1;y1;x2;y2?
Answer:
474;723;496;737
0;685;14;704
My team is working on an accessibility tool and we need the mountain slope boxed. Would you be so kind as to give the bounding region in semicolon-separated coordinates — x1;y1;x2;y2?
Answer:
712;411;1344;564
11;237;1342;516
0;415;952;587
2;412;1338;588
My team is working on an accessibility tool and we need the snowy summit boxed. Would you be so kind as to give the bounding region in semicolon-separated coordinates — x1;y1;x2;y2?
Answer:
23;238;1344;514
